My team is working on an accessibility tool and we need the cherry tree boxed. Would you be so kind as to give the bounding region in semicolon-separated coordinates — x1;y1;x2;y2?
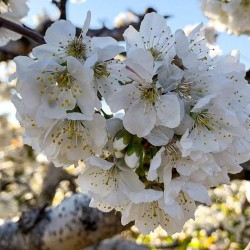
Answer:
0;0;250;249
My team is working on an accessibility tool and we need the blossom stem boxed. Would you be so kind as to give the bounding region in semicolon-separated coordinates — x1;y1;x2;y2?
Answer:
0;17;45;44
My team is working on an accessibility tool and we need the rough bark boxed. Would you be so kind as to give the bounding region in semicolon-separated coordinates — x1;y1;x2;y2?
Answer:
0;194;129;250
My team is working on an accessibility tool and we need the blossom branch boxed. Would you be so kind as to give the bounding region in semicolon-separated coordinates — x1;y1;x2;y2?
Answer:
0;17;45;44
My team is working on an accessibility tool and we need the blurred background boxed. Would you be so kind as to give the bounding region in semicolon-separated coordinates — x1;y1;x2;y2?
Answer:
0;0;250;249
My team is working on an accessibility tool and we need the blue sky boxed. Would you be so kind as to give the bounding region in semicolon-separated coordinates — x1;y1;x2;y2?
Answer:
24;0;250;68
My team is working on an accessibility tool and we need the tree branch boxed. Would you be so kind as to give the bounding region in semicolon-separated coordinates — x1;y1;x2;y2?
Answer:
0;194;130;250
38;163;77;206
52;0;68;20
0;17;45;44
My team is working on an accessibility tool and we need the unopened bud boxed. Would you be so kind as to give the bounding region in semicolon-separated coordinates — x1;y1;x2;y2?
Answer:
124;144;142;169
113;129;132;151
114;150;125;158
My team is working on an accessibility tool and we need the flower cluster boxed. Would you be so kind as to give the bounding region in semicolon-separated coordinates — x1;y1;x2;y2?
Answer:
13;12;250;235
201;0;250;35
0;0;29;46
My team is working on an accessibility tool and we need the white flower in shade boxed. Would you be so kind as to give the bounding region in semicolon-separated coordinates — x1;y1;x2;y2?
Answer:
77;156;144;209
175;153;221;178
147;145;178;182
180;95;246;158
147;142;213;214
12;95;50;151
14;56;96;119
200;151;243;187
147;144;210;219
40;113;107;167
157;59;215;107
84;41;127;100
109;49;183;137
145;126;174;146
121;189;193;235
123;12;175;62
0;0;29;46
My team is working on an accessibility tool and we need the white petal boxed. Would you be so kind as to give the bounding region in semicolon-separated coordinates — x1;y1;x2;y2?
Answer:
129;189;163;203
87;156;114;170
145;126;174;146
123;25;144;51
108;84;138;113
123;101;156;137
156;94;181;128
183;182;211;205
191;94;216;113
148;147;165;181
44;20;76;44
125;49;154;82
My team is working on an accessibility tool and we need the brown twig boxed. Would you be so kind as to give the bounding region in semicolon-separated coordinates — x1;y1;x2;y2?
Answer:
52;0;68;20
0;17;45;44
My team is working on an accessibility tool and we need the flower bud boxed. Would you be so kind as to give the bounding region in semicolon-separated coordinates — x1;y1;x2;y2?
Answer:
113;129;132;151
124;144;142;169
114;150;125;158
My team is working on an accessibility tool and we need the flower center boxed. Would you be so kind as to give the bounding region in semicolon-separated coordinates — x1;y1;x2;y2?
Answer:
192;110;214;131
139;84;159;104
177;78;192;101
105;166;117;185
51;120;90;150
66;38;86;60
149;47;161;60
166;143;180;162
94;63;110;80
56;71;75;89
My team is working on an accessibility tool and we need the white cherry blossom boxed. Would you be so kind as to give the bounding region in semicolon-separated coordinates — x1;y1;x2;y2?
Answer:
40;113;107;167
109;49;183;137
201;0;250;35
33;12;93;63
77;156;144;209
85;47;128;101
121;189;195;235
11;10;250;236
14;56;96;119
123;12;175;63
